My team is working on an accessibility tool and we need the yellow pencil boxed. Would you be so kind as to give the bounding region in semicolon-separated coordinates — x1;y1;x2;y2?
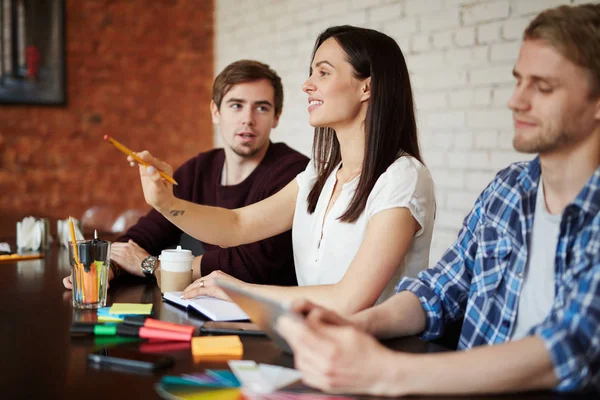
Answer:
103;135;178;185
0;253;44;262
69;217;85;303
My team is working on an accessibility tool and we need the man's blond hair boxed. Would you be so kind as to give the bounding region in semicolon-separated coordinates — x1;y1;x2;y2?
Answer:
524;3;600;97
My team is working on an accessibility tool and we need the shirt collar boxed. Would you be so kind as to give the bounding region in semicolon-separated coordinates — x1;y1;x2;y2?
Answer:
517;156;541;192
571;165;600;217
517;156;600;216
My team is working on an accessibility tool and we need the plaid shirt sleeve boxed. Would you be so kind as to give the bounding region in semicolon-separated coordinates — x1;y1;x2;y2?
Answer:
396;185;489;340
530;247;600;391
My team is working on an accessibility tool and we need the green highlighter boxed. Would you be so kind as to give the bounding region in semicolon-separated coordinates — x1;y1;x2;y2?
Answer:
70;322;140;337
71;323;117;336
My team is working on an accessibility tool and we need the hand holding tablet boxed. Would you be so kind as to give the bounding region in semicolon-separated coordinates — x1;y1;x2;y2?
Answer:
215;279;304;354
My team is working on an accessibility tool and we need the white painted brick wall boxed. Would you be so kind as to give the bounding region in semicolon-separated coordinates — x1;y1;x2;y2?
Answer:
420;9;462;31
369;3;402;22
477;21;503;43
433;31;454;49
215;0;597;267
454;27;477;47
463;1;510;25
490;41;522;61
432;169;466;189
469;65;515;86
405;0;443;16
502;17;532;40
511;0;573;16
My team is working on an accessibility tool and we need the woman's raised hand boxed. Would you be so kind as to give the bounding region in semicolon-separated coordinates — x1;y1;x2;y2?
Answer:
128;151;175;212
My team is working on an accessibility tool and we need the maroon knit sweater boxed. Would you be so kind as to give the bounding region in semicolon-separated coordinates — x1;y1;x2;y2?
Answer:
118;142;309;286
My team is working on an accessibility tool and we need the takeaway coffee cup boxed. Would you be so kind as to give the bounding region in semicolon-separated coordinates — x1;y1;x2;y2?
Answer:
159;246;193;293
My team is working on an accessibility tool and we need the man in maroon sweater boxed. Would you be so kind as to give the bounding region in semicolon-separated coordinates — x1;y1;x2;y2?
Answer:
63;60;308;289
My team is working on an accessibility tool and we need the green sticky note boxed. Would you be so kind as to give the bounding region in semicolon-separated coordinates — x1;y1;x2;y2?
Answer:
109;303;153;315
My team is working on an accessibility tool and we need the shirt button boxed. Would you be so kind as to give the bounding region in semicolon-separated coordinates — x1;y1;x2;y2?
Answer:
517;272;522;278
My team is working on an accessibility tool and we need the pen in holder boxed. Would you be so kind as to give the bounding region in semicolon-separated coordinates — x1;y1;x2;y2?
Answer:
69;237;111;309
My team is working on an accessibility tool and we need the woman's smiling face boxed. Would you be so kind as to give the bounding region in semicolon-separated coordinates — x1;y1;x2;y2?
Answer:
302;37;368;130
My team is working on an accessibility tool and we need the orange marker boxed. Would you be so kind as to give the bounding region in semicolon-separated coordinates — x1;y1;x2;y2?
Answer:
103;135;178;185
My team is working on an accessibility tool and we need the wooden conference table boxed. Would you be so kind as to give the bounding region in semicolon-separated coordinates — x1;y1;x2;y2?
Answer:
0;242;593;399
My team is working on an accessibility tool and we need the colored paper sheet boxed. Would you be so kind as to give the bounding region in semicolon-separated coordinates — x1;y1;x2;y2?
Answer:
228;361;302;394
161;376;223;388
191;336;243;357
181;373;224;387
155;382;243;400
205;370;241;387
97;307;125;319
97;315;124;323
258;364;302;390
255;393;354;400
109;303;153;315
156;363;346;400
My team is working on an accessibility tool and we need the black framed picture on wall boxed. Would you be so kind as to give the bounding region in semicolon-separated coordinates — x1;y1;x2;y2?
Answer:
0;0;66;106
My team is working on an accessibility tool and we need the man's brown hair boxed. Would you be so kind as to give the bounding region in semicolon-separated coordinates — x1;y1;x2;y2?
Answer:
212;60;284;116
524;3;600;97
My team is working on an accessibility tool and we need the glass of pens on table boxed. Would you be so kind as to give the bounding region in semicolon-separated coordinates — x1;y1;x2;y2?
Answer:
68;217;111;309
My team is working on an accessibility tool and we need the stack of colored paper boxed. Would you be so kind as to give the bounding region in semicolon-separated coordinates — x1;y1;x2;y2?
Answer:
157;370;243;400
228;361;301;394
158;363;300;397
192;336;243;357
97;303;153;323
245;393;354;400
156;386;242;400
109;303;153;315
156;365;353;400
97;307;124;323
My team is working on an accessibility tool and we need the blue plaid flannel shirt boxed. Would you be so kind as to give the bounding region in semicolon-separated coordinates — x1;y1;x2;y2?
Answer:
396;157;600;391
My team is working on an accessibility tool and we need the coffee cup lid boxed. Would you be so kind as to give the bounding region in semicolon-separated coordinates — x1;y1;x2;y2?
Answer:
159;246;193;261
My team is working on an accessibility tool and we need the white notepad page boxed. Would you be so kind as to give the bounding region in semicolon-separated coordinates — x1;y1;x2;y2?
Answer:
163;291;249;321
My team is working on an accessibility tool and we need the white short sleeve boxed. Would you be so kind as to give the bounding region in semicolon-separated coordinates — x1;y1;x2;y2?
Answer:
295;159;318;191
366;156;435;237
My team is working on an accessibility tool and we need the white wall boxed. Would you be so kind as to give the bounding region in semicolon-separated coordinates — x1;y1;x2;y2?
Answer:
215;0;597;265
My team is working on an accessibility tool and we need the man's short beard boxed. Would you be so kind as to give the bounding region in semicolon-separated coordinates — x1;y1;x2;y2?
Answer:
230;144;262;158
513;130;572;154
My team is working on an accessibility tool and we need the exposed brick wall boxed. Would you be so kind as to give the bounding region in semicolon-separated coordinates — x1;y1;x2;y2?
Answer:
215;0;598;265
0;0;214;228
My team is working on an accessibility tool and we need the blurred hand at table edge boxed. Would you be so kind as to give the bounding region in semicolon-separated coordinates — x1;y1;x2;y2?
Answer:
289;299;364;328
276;300;394;396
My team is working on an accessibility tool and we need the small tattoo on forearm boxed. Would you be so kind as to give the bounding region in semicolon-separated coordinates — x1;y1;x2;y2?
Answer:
169;210;185;217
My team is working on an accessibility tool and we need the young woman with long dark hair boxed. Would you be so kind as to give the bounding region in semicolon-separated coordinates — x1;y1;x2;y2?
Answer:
133;26;435;314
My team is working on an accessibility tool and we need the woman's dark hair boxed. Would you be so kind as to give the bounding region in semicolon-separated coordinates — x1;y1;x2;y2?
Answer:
307;25;422;222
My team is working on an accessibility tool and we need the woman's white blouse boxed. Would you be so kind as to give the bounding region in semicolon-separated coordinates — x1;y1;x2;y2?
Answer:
292;155;436;302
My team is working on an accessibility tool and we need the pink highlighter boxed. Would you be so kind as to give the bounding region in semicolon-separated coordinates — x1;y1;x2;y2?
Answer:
138;326;193;342
122;316;195;336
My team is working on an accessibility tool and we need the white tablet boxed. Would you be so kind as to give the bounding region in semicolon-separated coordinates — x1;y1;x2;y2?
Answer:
215;280;302;354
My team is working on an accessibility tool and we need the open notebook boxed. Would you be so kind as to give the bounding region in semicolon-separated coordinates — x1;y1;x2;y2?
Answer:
163;291;249;322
